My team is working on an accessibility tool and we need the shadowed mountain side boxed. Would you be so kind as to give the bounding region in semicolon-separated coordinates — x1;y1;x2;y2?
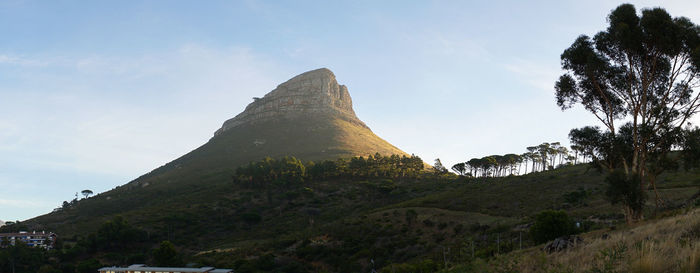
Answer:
24;68;411;237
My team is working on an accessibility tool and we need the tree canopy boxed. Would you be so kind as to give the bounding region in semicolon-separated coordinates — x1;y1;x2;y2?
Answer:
555;4;700;220
234;154;426;187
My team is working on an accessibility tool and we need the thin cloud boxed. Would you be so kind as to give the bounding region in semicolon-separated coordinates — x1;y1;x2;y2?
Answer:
0;44;285;183
504;59;561;92
0;198;50;208
0;54;49;67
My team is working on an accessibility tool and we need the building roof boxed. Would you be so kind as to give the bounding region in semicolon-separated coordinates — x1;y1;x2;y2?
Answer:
0;231;55;237
97;264;233;273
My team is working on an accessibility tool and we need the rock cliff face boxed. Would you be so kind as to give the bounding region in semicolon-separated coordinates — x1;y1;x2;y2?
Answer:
215;68;368;136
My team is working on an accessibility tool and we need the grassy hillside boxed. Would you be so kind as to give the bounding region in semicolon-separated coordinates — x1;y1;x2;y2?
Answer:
449;207;700;273
22;112;407;235
17;161;699;272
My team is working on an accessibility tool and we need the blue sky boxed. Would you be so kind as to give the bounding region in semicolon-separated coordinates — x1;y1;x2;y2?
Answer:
1;0;699;221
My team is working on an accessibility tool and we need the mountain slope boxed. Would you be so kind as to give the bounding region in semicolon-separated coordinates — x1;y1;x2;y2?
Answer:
18;159;700;272
135;68;408;184
24;68;409;237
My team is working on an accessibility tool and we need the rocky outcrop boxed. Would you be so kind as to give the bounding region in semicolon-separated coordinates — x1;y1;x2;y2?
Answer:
215;68;368;136
543;235;583;253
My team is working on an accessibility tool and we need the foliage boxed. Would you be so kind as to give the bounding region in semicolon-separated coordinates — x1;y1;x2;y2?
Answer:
235;156;306;186
529;210;576;244
451;162;468;176
234;154;425;186
605;170;646;220
88;216;148;252
22;155;700;271
563;187;590;206
379;259;438;273
587;242;628;273
81;190;93;199
405;209;418;226
433;158;448;174
76;258;101;273
457;142;575;178
152;241;183;267
0;242;47;273
681;127;700;170
555;3;700;220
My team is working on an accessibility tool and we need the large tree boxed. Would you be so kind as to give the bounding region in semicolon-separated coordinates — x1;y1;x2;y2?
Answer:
81;189;93;199
555;4;700;220
451;162;468;176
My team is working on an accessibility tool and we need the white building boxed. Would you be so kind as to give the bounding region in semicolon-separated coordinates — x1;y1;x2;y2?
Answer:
97;264;233;273
0;231;56;249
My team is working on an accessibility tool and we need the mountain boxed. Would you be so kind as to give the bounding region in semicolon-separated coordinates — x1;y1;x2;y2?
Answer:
209;67;408;163
24;68;412;237
17;68;699;272
145;68;408;179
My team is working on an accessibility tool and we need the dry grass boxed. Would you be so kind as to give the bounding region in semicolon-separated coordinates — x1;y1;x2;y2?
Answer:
508;208;700;273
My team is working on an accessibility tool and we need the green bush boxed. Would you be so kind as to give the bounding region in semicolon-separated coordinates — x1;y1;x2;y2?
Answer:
605;170;646;219
76;258;102;273
529;210;576;244
152;241;183;267
241;213;262;224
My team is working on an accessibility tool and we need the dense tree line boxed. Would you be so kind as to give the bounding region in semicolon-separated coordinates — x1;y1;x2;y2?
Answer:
451;142;587;178
234;153;425;187
0;216;180;273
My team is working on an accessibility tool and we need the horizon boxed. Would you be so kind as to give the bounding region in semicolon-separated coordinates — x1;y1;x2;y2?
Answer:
2;0;700;221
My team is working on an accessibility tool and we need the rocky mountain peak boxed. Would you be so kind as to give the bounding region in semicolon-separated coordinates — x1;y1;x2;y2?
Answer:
215;68;367;136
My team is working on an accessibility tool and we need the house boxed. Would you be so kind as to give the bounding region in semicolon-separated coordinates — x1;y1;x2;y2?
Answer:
0;231;57;249
97;264;233;273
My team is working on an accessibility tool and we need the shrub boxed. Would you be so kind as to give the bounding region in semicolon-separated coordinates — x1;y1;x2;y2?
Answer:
405;209;417;225
530;210;576;244
153;241;183;267
453;223;464;234
563;187;589;205
76;258;102;273
241;213;262;224
605;170;646;219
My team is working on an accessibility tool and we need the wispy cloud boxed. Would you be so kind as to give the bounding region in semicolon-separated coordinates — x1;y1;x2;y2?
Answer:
504;59;561;92
0;43;286;187
0;198;50;209
424;34;490;60
0;54;49;67
0;44;292;220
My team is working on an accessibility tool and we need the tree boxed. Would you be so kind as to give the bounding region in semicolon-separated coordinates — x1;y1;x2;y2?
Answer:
152;241;183;267
433;158;448;174
466;158;482;177
569;126;602;165
526;146;539;172
450;162;467;176
81;190;93;199
521;152;531;174
537;143;551;171
605;170;646;220
555;4;700;220
76;258;102;273
529;210;577;244
405;209;418;226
